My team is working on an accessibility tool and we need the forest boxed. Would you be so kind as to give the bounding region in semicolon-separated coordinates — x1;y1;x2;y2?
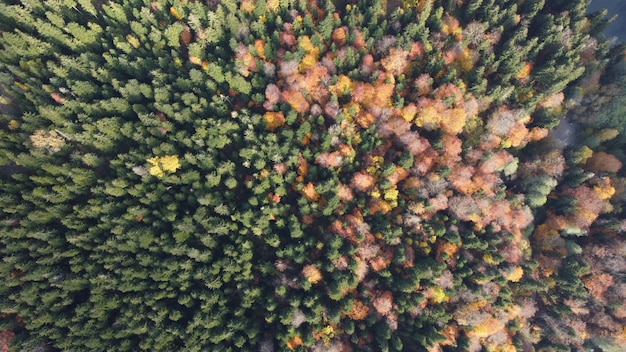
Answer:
1;0;626;351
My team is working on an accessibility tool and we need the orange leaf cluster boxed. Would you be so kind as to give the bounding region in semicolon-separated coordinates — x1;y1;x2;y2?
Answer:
296;154;308;180
235;44;257;77
563;184;609;228
504;266;524;282
262;111;285;131
414;102;466;135
438;134;463;167
331;74;353;96
516;62;533;80
369;198;393;215
478;151;514;174
583;273;614;302
386;166;408;187
436;241;459;263
372;76;395;108
330;220;357;244
254;39;266;59
302;264;322;284
585;152;623;174
441;108;467;134
400;103;418;122
414;0;433;11
332;26;347;46
381;48;410;75
281;90;309;113
593;178;616;200
469;316;505;338
301;182;320;202
286;336;303;350
355;109;377;128
435;324;460;351
369;256;388;272
449;166;478;195
350;172;375;192
347;300;369;320
441;14;461;36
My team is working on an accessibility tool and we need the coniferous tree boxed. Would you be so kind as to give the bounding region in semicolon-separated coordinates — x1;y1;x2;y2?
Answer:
1;0;623;350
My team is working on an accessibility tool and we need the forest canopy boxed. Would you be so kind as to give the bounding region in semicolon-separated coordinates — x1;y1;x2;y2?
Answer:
1;0;626;351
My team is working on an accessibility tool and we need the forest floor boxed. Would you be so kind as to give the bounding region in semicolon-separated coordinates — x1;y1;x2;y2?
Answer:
588;0;626;43
550;115;579;149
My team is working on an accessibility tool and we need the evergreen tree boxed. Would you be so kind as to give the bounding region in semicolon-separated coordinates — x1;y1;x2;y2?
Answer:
0;0;622;350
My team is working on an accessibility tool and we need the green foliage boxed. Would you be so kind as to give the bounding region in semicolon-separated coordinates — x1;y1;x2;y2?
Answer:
0;0;621;351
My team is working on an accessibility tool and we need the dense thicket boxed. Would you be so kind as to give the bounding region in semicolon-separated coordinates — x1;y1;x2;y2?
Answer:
1;0;625;351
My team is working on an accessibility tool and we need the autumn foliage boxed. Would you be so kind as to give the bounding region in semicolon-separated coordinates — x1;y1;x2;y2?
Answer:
0;0;623;351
